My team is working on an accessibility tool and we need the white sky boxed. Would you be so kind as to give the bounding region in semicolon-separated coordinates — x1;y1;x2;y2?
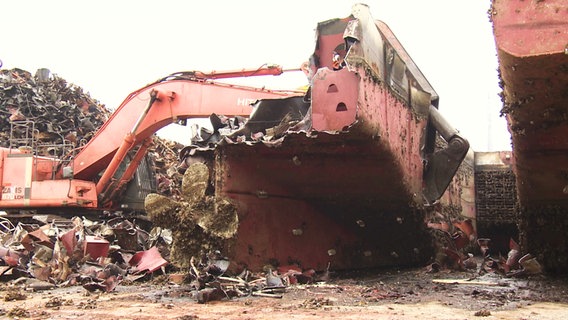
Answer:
1;0;511;151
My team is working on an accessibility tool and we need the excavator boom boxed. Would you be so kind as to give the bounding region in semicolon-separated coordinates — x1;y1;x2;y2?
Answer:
0;68;303;210
72;71;302;181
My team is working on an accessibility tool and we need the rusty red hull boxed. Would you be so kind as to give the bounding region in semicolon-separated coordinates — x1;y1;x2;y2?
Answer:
218;71;429;270
491;0;568;272
180;4;470;272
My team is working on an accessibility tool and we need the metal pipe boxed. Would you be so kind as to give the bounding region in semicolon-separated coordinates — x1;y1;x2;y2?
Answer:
103;138;152;205
130;89;159;135
428;104;458;141
95;90;161;195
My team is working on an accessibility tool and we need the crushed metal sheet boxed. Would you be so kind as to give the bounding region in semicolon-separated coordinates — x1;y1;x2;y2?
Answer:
21;228;53;251
59;228;77;257
128;247;168;273
83;236;110;260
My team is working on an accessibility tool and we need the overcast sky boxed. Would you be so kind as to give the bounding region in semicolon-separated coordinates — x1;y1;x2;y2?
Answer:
1;0;511;151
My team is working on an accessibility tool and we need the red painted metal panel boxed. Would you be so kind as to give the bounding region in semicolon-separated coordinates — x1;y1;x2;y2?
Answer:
216;63;430;270
491;0;567;57
83;236;110;260
311;68;359;131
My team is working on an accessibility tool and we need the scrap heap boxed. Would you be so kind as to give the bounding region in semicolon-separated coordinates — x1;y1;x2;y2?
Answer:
0;68;110;148
0;67;183;195
0;67;260;298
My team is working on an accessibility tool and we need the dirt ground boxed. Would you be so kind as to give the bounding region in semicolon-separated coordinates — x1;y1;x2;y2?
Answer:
2;265;567;320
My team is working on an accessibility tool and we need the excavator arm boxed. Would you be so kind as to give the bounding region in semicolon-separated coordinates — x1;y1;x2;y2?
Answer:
70;67;303;182
0;66;303;211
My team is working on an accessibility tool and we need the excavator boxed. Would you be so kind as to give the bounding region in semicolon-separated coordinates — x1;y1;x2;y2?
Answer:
1;4;469;271
0;65;302;212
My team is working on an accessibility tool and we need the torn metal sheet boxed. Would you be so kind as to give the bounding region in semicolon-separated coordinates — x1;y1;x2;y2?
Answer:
0;246;20;267
0;265;12;276
21;228;53;251
83;275;121;293
128;247;168;273
108;219;140;251
59;228;77;257
519;254;543;275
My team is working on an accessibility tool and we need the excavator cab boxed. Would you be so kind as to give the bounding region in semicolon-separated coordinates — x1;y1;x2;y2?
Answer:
0;119;156;214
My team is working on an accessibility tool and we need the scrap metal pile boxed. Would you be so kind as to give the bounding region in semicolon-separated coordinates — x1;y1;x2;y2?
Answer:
0;67;183;196
0;67;318;301
0;213;319;301
0;68;110;148
0;214;171;291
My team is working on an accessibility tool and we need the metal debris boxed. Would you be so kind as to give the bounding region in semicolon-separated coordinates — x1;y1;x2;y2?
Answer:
128;247;168;273
427;216;478;271
188;258;294;303
476;237;542;277
0;67;186;200
0;215;170;293
0;68;110;149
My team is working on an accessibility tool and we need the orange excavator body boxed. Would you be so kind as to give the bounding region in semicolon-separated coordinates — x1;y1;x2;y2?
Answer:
0;67;302;210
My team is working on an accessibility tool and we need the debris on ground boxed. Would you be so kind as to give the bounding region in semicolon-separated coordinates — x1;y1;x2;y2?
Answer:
475;237;543;278
0;215;168;292
474;309;491;317
145;162;238;269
